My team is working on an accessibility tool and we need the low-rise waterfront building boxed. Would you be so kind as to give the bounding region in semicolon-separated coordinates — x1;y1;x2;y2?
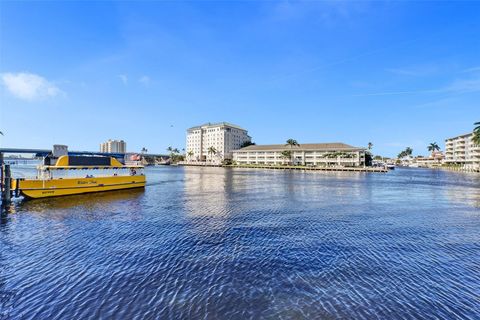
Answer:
186;122;251;163
232;143;366;167
414;152;444;168
444;132;480;171
100;139;126;153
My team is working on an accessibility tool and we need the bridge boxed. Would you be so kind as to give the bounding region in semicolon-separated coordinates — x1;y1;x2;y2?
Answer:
0;147;169;159
0;147;170;205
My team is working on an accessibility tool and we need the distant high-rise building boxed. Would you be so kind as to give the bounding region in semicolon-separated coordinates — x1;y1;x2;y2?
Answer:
186;122;251;163
100;139;126;153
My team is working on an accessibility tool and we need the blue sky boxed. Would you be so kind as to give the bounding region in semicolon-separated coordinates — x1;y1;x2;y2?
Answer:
0;1;479;157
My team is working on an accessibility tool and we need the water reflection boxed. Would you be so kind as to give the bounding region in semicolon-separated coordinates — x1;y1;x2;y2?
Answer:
444;183;480;209
183;167;233;236
15;188;144;220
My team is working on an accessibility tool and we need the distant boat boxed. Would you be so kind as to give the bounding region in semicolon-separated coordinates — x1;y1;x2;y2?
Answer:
387;164;395;170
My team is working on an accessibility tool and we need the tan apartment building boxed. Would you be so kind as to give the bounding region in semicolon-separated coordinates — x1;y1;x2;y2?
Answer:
100;139;127;153
186;122;251;163
444;132;480;171
415;152;444;168
232;143;366;167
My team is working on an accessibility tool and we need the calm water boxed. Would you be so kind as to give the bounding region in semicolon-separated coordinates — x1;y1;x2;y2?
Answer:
1;166;479;319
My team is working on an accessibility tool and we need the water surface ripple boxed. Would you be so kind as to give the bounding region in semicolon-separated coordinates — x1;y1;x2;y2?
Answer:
1;167;479;319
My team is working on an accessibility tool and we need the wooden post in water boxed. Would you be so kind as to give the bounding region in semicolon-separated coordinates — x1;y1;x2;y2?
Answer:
3;165;11;203
1;152;12;204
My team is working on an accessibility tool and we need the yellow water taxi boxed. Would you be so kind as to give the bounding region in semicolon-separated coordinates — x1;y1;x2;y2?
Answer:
12;155;146;199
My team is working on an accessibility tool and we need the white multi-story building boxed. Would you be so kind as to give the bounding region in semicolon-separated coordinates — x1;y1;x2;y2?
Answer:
100;139;127;153
444;133;480;171
232;143;366;167
186;122;251;163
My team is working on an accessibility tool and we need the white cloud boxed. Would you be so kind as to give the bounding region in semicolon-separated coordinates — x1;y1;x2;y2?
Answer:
354;74;480;97
445;76;480;93
119;74;128;85
385;65;438;77
1;72;63;101
139;75;150;86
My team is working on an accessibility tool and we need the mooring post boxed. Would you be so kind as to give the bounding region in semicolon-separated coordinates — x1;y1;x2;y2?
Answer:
1;152;4;205
1;160;12;204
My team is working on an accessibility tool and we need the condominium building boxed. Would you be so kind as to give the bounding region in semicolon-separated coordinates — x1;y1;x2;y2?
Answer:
100;139;127;153
232;143;366;167
186;122;251;163
444;133;480;170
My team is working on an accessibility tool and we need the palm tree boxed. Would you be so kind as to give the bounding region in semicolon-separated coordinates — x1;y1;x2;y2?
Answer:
368;142;373;150
166;146;173;153
473;121;480;146
0;131;3;136
141;147;148;154
427;142;440;155
207;146;217;163
285;139;300;148
405;147;413;156
284;139;300;164
173;148;180;154
187;150;194;158
281;150;292;165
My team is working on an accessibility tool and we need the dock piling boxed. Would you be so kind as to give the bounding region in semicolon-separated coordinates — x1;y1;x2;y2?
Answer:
1;152;12;205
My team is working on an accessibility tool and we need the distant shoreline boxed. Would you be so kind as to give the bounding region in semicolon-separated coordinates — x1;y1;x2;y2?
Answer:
179;163;388;173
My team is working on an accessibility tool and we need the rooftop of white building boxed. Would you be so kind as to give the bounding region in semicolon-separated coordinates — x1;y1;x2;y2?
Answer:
187;122;247;131
445;132;474;141
235;143;365;152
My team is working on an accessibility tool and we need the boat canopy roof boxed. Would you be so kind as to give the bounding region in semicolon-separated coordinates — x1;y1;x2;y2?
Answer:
41;155;143;170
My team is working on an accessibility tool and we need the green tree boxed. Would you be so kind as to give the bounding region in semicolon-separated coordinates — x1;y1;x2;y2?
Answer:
368;142;373;150
397;147;413;159
167;146;182;163
285;139;300;148
207;146;217;162
280;150;292;165
473;121;480;146
187;150;194;158
427;142;440;155
240;141;256;148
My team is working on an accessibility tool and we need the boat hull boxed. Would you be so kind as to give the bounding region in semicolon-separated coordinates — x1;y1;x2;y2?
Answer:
16;176;146;199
